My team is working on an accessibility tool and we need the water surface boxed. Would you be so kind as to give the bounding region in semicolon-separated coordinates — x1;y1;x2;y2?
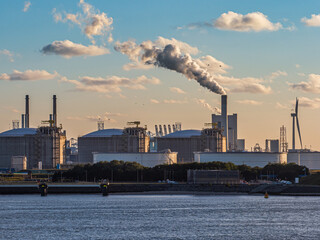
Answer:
0;194;319;239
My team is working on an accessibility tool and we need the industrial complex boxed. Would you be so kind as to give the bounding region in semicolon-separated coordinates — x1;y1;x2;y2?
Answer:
1;94;320;172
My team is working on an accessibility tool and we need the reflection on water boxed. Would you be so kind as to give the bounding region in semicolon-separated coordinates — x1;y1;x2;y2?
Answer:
0;194;320;240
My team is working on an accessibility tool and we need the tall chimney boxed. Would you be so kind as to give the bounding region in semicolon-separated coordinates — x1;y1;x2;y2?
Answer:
53;95;57;127
25;95;29;128
221;95;228;150
21;114;25;128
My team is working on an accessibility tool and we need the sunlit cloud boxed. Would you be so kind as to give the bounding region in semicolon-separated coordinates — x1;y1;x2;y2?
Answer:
0;69;58;81
41;40;109;58
53;0;113;44
236;99;263;105
61;75;160;94
0;49;15;62
170;87;186;94
301;14;320;27
23;1;31;12
288;74;320;93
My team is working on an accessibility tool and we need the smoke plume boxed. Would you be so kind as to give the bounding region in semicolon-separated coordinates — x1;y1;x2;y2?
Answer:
114;39;226;95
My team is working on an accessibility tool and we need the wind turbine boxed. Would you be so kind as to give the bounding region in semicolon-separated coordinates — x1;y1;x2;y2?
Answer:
291;98;302;150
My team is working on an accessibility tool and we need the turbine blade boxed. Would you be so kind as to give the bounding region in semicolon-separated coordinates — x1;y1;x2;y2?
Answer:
296;116;303;149
295;98;299;115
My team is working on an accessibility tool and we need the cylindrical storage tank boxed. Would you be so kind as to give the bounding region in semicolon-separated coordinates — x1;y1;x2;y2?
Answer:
11;156;27;172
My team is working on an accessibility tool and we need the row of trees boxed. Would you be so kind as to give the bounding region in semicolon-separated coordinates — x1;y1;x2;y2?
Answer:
53;160;309;183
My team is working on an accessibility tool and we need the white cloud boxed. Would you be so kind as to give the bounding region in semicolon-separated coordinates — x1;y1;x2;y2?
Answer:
53;0;113;44
61;75;160;93
236;99;263;105
269;70;287;80
301;14;320;27
150;99;160;104
275;102;290;109
170;87;186;94
23;1;31;12
288;74;320;93
195;98;221;113
155;37;199;55
0;69;58;81
295;64;300;68
163;99;188;104
3;106;20;113
214;11;282;32
41;40;109;58
215;75;272;94
0;49;14;62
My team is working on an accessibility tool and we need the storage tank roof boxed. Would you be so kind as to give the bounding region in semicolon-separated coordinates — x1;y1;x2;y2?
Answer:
0;128;37;137
82;128;123;138
163;129;201;138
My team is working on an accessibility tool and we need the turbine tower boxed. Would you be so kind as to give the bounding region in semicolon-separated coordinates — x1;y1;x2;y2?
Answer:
291;98;302;150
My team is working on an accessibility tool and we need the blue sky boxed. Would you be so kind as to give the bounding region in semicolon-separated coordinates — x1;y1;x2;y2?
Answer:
1;0;320;150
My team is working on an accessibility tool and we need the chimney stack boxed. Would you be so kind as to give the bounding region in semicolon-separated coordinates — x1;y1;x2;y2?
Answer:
221;95;228;150
53;95;57;127
25;95;29;128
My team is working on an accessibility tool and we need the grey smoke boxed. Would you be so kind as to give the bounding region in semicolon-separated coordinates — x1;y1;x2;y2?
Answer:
114;40;226;95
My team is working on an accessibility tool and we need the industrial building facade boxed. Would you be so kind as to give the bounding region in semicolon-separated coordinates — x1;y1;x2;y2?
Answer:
156;128;225;163
0;95;66;170
78;127;150;163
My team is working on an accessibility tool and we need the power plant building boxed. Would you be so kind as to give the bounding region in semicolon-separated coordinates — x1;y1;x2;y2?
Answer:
0;95;66;169
156;128;226;163
78;127;150;163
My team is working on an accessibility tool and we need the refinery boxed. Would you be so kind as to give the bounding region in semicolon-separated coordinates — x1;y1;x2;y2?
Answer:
0;94;320;174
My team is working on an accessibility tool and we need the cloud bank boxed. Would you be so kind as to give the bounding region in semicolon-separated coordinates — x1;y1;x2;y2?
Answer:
41;40;109;58
288;74;320;93
195;98;221;113
236;99;263;105
62;75;160;93
170;87;186;94
0;69;58;81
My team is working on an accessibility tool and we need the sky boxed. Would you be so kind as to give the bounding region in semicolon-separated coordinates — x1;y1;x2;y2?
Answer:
1;0;320;150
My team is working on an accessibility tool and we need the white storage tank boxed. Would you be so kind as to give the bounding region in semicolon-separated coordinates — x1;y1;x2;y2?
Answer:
11;156;27;172
287;152;320;170
93;151;177;168
194;152;287;168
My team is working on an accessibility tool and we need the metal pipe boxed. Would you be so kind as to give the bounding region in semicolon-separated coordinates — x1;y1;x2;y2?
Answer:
21;114;25;128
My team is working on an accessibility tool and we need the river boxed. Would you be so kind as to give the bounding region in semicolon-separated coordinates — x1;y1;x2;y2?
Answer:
0;194;319;239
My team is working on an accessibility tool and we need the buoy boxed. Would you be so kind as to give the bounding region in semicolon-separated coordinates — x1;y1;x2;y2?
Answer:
264;192;269;199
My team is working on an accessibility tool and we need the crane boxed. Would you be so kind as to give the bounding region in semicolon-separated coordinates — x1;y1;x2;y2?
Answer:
127;121;141;128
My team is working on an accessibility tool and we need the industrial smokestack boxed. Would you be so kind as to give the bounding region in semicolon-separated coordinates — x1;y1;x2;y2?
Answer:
53;95;57;127
25;95;29;128
221;95;228;150
21;114;25;128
